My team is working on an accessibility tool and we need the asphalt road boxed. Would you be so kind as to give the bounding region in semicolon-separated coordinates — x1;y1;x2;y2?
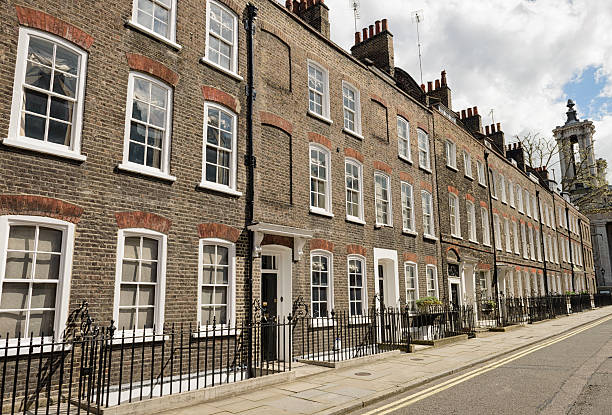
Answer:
354;318;612;415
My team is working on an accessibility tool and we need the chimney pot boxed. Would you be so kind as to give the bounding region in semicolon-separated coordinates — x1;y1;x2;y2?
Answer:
441;70;447;86
369;24;374;38
467;108;473;117
375;20;381;34
420;83;426;92
362;27;368;41
307;0;314;7
382;18;388;31
300;0;306;11
354;31;361;45
285;0;292;11
461;109;467;119
490;124;496;133
485;125;490;135
435;79;440;89
293;0;300;12
427;81;433;92
473;106;478;115
496;122;501;131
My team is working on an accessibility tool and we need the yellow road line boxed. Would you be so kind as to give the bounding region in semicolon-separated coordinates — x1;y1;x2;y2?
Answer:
362;315;612;415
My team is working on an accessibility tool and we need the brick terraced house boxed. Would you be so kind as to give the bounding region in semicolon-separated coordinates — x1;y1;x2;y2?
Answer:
0;0;597;364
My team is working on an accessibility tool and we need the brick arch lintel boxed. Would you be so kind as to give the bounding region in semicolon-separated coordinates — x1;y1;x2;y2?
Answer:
16;6;94;50
0;195;84;224
260;111;293;135
116;211;172;234
126;53;179;87
198;222;241;243
346;244;366;257
310;238;334;252
202;86;240;113
308;132;332;150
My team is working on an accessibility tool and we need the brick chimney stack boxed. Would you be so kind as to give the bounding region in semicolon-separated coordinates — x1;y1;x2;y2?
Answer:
487;122;505;155
506;142;525;171
286;0;330;39
425;70;452;109
460;105;482;134
351;18;395;77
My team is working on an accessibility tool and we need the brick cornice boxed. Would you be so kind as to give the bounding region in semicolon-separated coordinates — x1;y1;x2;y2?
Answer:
197;223;241;243
344;147;364;163
0;195;83;224
115;211;171;234
202;86;240;113
374;161;392;175
399;172;413;183
126;53;179;86
308;132;332;150
260;111;293;135
310;238;334;252
346;244;366;257
15;6;94;50
214;0;241;15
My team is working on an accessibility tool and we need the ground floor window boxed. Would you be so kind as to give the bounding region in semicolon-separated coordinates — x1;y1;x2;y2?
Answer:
404;262;418;311
348;256;365;316
311;251;332;318
426;265;437;298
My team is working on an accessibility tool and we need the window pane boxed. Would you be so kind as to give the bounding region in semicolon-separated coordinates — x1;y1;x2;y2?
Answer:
202;266;214;284
8;226;36;250
25;62;51;90
55;45;79;75
22;113;46;141
139;285;156;306
202;287;214;304
38;228;62;253
0;282;29;309
217;246;228;265
120;285;137;306
141;238;158;260
30;283;56;308
202;245;215;265
140;262;158;283
34;253;61;279
216;267;228;284
121;260;138;282
138;308;154;329
0;311;27;337
53;73;77;98
5;252;33;279
124;237;140;259
47;120;72;146
23;89;48;115
118;309;135;330
214;287;227;304
28;37;53;66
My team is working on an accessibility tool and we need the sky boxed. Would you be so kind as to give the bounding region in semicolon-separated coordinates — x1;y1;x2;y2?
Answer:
286;0;612;183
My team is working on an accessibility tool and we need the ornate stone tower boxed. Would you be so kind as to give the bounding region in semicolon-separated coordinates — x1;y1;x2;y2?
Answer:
553;99;597;196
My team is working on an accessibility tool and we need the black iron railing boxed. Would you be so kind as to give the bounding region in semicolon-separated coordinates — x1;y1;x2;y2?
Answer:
594;293;612;307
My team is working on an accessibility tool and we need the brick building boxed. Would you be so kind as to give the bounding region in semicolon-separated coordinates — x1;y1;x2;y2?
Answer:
0;0;596;352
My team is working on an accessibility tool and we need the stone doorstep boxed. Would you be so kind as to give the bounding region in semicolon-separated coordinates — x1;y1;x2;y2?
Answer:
96;370;295;415
411;334;469;347
297;350;402;369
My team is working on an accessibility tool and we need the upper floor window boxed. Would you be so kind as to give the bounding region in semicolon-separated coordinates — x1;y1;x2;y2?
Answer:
121;73;174;180
500;175;507;203
524;190;531;217
520;223;528;259
504;218;511;253
205;0;238;74
342;82;361;135
508;180;515;207
310;145;332;215
445;140;457;169
481;207;491;246
535;229;542;262
550;206;556;229
199;240;234;327
489;169;497;199
528;226;535;260
463;151;472;178
132;0;178;44
493;214;502;251
201;103;239;194
422;191;435;237
401;182;415;232
348;256;366;316
516;184;523;213
114;230;166;333
477;160;486;186
375;173;392;226
404;262;418;312
311;251;332;318
7;29;88;160
449;193;461;237
307;61;330;120
466;201;477;242
513;221;520;254
417;129;431;170
345;159;363;222
0;217;75;339
426;265;438;298
397;116;411;162
532;197;539;222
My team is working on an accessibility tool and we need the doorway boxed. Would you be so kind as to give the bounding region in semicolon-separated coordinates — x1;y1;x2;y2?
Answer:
450;282;460;308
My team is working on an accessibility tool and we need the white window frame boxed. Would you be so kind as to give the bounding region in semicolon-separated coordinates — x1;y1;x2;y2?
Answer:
0;216;75;345
500;175;507;203
113;228;167;336
374;172;392;227
307;60;331;122
404;262;419;311
422;190;435;238
342;81;361;136
513;221;520;254
445;140;457;170
401;182;415;233
425;265;438;298
119;72;175;181
449;193;461;238
310;250;333;319
129;0;179;48
417;129;431;171
309;144;332;216
345;158;364;223
397;116;411;162
528;226;536;260
204;0;239;77
477;160;486;186
516;184;523;213
509;180;515;208
490;169;498;199
553;236;559;264
504;217;512;253
524;191;531;217
481;207;491;246
463;151;473;179
521;223;528;259
6;28;88;161
347;255;367;317
200;102;241;196
493;214;502;251
466;201;477;243
197;238;236;329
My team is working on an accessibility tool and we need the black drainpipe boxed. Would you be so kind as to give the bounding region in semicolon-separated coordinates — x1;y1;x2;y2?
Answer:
578;217;586;292
565;205;576;291
243;2;257;379
535;190;549;294
484;152;499;301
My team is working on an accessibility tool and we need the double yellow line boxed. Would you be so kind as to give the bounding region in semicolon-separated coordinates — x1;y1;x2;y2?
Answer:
362;315;612;415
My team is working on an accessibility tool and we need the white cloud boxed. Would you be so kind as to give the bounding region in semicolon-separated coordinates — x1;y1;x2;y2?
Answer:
315;0;612;182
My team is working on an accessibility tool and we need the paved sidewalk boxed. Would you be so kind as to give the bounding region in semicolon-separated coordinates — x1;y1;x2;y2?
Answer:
162;307;612;415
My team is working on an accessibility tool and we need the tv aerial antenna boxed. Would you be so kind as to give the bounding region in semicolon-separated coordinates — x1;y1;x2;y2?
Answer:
411;10;424;85
350;0;361;33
